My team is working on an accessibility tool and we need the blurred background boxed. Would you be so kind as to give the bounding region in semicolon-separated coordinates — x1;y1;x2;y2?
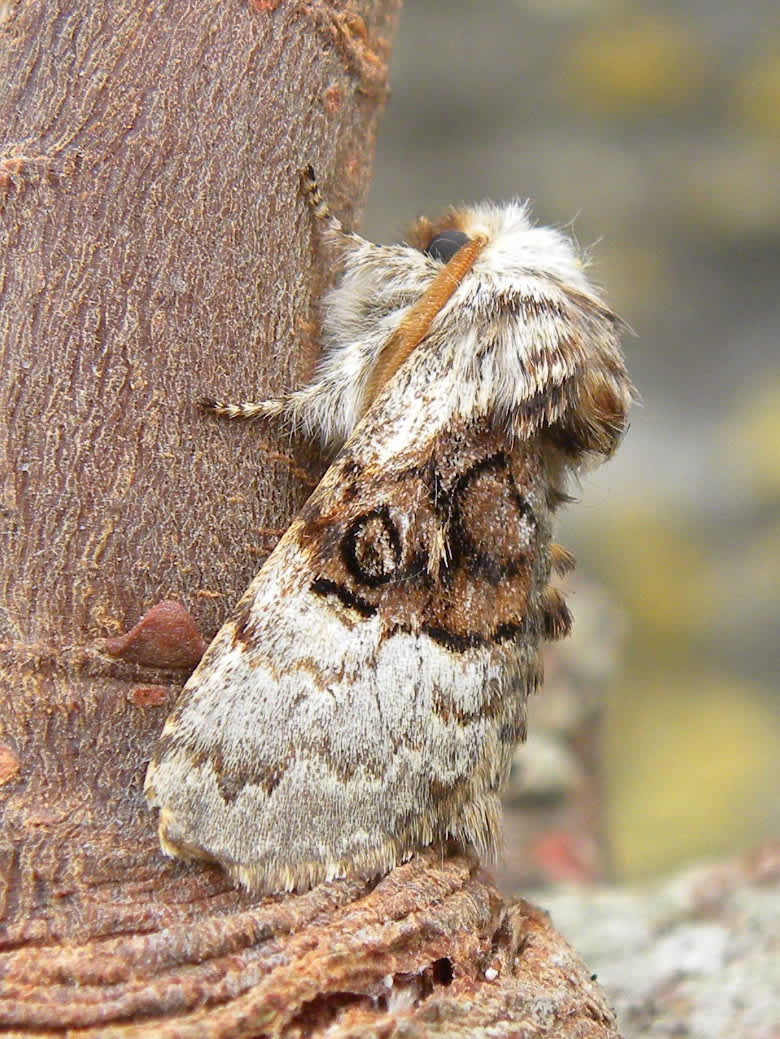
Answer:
363;0;779;883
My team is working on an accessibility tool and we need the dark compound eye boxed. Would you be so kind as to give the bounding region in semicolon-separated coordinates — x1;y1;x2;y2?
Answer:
424;229;470;263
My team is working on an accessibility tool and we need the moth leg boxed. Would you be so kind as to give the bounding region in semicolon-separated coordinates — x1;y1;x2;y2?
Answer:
199;396;286;422
198;397;317;484
199;378;337;439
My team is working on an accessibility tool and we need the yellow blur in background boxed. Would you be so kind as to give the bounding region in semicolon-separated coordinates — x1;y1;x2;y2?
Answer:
364;0;780;880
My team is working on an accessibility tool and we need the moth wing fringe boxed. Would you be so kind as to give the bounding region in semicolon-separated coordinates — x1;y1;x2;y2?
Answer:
155;787;505;895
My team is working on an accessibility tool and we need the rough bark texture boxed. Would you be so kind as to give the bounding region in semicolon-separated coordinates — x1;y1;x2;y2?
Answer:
0;848;621;1038
0;2;622;1034
0;0;397;926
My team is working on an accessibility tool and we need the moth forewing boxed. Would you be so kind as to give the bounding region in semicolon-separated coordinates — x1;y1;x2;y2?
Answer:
145;175;632;894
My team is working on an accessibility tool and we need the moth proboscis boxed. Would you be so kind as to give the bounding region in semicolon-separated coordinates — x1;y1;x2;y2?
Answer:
144;166;633;894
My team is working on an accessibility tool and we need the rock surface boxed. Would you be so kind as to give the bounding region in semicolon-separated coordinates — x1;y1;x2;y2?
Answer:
534;844;779;1039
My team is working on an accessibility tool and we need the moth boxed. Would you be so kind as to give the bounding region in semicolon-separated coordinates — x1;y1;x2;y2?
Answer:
145;167;632;894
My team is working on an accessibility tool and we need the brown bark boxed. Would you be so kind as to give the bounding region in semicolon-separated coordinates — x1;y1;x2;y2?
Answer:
0;2;621;1035
0;849;621;1039
0;0;396;920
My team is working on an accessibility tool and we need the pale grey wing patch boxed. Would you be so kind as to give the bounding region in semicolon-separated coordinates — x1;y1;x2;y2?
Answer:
145;563;525;892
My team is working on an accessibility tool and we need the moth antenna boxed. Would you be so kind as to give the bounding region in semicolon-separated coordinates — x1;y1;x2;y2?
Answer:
301;165;338;229
362;232;488;409
301;164;363;251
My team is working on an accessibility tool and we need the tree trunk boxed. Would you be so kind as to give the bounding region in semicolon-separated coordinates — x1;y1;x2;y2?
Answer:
0;2;621;1034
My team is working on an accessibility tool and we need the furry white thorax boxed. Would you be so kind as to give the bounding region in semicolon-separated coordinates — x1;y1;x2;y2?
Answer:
278;201;603;451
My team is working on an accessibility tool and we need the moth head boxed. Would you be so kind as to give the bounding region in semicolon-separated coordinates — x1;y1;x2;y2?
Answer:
408;203;587;288
407;209;484;263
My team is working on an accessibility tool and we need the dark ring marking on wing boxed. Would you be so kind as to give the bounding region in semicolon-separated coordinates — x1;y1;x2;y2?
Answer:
340;506;403;587
449;452;538;583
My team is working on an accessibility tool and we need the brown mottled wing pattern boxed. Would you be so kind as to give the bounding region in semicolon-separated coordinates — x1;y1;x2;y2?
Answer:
305;420;557;654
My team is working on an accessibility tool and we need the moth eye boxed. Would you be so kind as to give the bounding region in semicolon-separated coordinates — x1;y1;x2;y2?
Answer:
424;229;470;263
342;509;402;587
